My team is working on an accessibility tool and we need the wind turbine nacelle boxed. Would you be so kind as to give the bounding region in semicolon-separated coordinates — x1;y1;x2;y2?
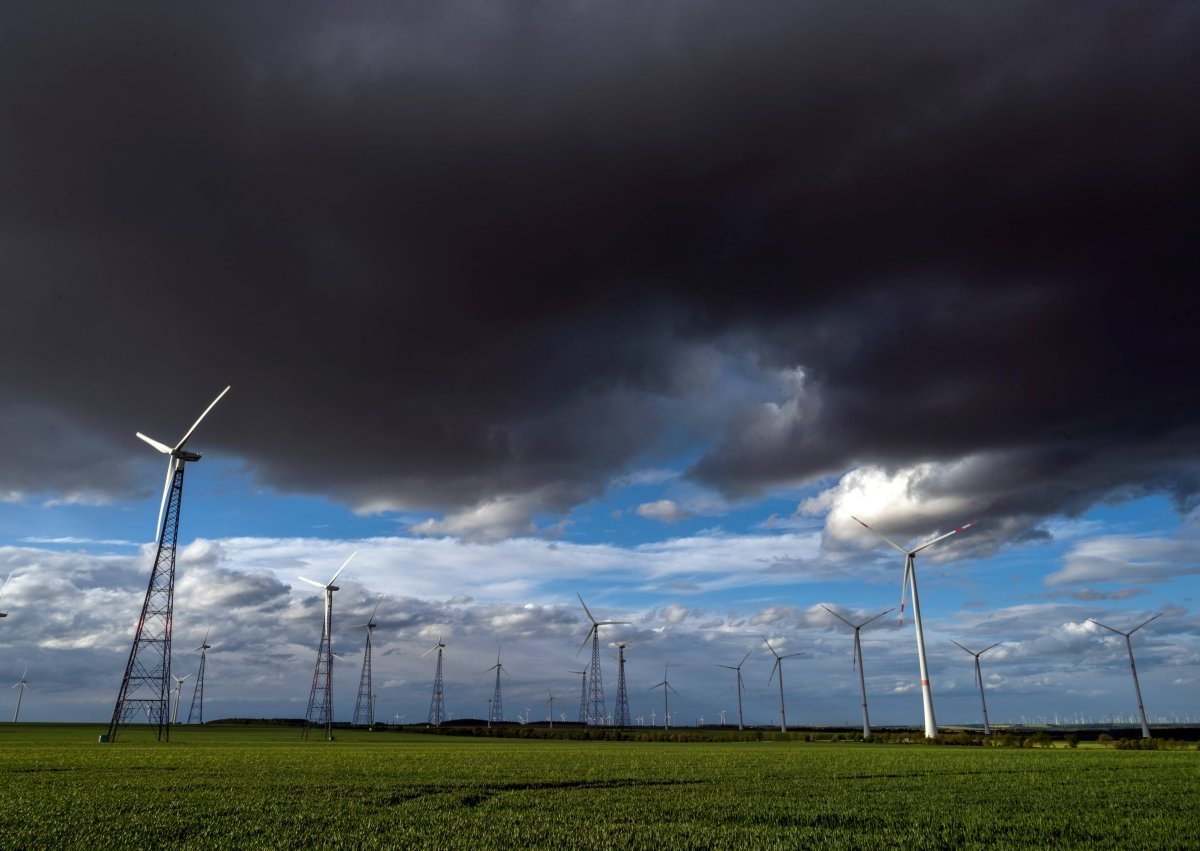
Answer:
175;450;202;462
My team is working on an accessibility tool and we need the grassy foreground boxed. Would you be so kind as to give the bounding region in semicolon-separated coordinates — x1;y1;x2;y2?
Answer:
1;724;1197;849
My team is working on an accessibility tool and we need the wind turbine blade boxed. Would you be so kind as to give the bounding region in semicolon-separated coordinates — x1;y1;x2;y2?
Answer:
576;626;595;657
668;683;679;695
850;515;909;554
716;664;736;670
860;608;895;628
298;576;327;590
761;635;779;658
898;558;912;627
910;520;976;555
596;620;632;627
782;653;803;660
1088;618;1123;636
368;597;382;624
767;660;779;687
153;457;176;543
979;642;1003;656
174;385;231;450
327;551;357;586
821;604;856;628
136;432;172;454
738;650;752;668
1128;612;1163;635
577;592;598;625
852;632;859;673
0;571;11;599
951;639;974;655
421;643;440;658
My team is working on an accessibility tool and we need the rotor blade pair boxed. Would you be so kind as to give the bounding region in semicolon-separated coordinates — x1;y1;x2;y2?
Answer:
299;552;358;590
139;386;231;542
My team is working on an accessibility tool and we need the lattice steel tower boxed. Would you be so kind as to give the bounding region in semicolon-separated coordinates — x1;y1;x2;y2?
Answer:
186;628;212;725
570;668;587;723
576;594;629;726
300;554;356;741
424;636;446;725
353;600;381;727
486;646;506;724
106;386;229;743
613;642;630;727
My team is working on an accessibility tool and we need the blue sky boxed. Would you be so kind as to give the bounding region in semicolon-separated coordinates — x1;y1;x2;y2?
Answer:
1;2;1198;732
3;444;1196;729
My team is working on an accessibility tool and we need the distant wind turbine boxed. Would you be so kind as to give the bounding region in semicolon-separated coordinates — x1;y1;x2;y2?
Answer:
649;664;679;730
716;650;753;731
951;640;1002;735
576;594;630;726
762;635;802;732
851;515;976;738
12;666;28;722
822;605;894;738
1088;613;1163;738
299;552;357;741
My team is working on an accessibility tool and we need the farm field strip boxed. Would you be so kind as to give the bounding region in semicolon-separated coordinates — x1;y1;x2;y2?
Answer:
1;725;1197;848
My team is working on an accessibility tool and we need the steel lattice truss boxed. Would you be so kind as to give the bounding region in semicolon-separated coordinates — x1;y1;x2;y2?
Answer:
106;465;185;742
187;647;207;725
586;633;606;725
427;647;445;725
303;591;335;740
352;627;374;727
614;647;630;727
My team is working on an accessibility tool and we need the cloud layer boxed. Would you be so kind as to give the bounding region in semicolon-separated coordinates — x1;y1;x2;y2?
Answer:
1;2;1198;539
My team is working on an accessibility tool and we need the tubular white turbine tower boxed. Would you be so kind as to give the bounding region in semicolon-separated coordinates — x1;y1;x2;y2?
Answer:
171;674;190;725
762;636;802;733
951;640;1002;735
851;515;976;739
300;552;357;741
576;594;630;726
106;386;229;743
12;666;28;722
0;571;12;618
822;605;894;738
716;650;752;731
649;664;679;730
1088;613;1162;739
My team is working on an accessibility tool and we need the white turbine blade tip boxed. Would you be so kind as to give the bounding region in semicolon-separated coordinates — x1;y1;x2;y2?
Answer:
174;385;231;450
136;432;173;454
298;576;327;589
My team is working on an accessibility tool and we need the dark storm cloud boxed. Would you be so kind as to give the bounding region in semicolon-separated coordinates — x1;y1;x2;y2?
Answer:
2;2;1198;536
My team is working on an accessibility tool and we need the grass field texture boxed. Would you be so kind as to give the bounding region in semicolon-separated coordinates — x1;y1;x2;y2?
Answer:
2;724;1197;849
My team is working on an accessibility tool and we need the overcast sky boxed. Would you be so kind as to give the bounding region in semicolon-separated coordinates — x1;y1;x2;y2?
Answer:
2;1;1198;729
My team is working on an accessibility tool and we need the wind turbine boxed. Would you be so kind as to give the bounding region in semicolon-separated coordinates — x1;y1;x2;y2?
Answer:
649;664;679;730
822;605;894;738
763;636;802;732
107;385;230;743
423;634;446;725
950;640;1002;735
484;643;508;724
0;571;12;618
484;645;508;725
577;594;630;725
851;515;976;738
716;650;753;731
569;668;588;723
171;674;190;725
12;666;28;722
611;642;632;727
546;690;556;728
300;552;357;741
186;628;212;725
1088;613;1163;738
353;598;382;728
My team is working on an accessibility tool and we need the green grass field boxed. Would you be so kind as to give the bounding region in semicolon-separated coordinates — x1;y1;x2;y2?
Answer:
2;724;1197;849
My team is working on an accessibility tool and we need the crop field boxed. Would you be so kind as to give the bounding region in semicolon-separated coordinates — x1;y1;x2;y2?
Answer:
1;724;1197;849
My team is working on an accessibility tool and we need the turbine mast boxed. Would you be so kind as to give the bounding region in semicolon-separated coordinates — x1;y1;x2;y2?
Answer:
105;386;228;743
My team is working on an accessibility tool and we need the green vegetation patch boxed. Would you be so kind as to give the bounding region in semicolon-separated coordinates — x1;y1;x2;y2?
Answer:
1;724;1197;849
